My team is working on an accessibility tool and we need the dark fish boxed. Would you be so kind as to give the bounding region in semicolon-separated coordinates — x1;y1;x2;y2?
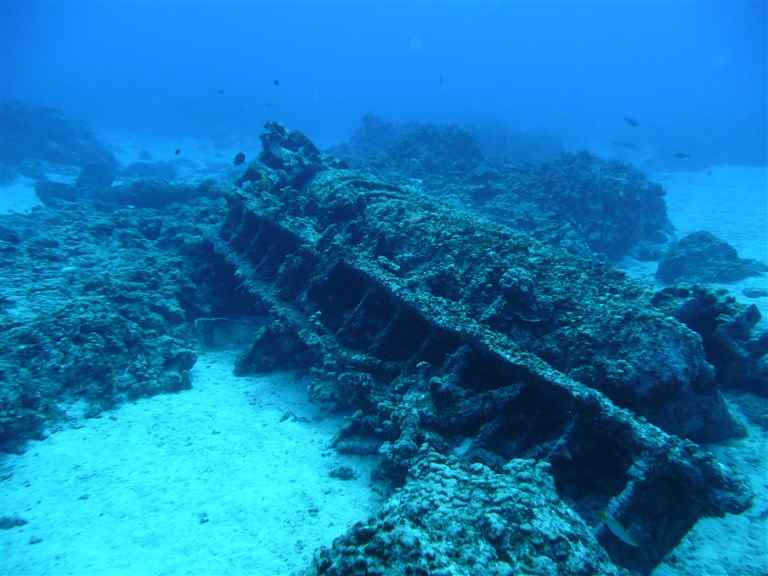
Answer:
612;140;639;150
233;152;246;166
673;152;691;159
217;89;224;95
175;149;181;156
273;79;280;87
623;116;640;127
439;74;444;85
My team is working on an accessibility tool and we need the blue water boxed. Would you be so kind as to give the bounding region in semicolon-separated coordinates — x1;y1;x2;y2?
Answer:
1;2;767;575
2;1;765;165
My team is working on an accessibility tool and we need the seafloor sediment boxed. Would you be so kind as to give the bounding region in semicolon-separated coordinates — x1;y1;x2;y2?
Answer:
0;117;765;575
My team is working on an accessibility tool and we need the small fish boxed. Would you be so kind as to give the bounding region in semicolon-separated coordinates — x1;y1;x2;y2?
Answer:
233;152;246;166
623;116;640;127
599;511;640;547
439;74;444;85
273;79;280;87
175;149;181;156
217;89;224;95
612;140;639;150
673;152;691;159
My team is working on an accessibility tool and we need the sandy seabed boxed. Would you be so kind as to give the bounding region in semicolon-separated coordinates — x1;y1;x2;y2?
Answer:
0;352;380;576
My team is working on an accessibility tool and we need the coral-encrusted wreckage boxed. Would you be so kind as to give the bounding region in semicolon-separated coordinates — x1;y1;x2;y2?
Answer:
0;114;764;574
208;123;753;574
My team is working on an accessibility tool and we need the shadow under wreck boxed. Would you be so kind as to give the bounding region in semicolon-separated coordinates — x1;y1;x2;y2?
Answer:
207;122;752;575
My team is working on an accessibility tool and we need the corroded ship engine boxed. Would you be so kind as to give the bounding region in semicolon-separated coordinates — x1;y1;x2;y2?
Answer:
210;122;752;574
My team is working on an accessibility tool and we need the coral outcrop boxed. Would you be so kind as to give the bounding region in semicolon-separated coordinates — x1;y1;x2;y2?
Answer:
119;160;178;181
0;100;116;172
656;231;768;284
527;152;671;259
331;114;484;179
307;449;629;576
0;198;226;450
331;116;672;260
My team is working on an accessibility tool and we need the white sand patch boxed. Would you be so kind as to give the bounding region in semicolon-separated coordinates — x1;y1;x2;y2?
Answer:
0;177;42;214
0;351;380;576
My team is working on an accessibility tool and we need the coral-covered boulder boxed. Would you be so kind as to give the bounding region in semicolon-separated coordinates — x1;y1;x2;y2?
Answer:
332;114;483;178
657;231;768;284
0;100;116;169
307;450;628;576
0;198;226;451
532;152;672;259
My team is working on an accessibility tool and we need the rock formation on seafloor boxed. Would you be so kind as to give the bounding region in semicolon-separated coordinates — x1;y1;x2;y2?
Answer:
330;115;672;261
652;284;768;396
307;450;630;576
35;175;225;209
208;121;753;574
656;230;768;284
0;100;116;173
0;199;228;451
